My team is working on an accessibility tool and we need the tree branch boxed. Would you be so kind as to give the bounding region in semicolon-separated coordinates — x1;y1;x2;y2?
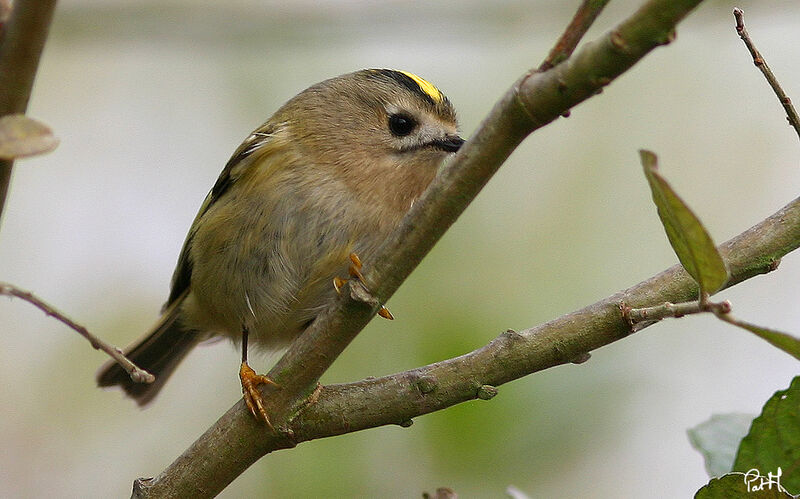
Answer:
132;0;711;496
268;0;706;416
137;194;799;499
292;196;799;437
0;0;57;225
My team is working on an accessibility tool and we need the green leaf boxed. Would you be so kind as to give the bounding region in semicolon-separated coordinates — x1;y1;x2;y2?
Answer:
689;413;756;477
727;319;800;361
640;150;729;295
695;473;796;498
0;114;59;160
733;377;800;494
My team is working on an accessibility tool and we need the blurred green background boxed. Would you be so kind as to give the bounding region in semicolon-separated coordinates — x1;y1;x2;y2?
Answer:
1;0;799;497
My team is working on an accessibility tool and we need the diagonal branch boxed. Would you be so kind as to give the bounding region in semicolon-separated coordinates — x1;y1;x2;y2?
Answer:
136;192;797;499
132;0;710;497
268;0;706;417
292;196;799;438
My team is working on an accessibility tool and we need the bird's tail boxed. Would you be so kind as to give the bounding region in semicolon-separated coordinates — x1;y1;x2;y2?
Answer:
96;296;200;406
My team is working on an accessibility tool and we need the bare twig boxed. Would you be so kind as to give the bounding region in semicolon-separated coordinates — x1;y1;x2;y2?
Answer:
0;282;155;383
539;0;612;71
0;0;58;226
733;8;800;141
624;299;731;324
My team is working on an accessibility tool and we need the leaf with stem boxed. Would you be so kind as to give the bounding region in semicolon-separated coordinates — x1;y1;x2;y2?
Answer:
640;150;729;296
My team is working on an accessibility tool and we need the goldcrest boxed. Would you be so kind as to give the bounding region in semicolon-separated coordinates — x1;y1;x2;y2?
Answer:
97;69;463;420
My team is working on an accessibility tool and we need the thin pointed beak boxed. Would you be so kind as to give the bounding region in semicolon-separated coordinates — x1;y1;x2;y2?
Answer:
431;135;465;153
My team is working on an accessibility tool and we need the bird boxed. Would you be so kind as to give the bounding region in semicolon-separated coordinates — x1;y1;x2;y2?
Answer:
96;69;463;426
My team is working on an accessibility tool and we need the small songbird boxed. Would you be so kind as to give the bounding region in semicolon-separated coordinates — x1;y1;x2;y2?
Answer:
96;69;463;424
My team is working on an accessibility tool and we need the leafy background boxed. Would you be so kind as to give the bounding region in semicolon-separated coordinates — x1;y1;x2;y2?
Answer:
1;0;799;497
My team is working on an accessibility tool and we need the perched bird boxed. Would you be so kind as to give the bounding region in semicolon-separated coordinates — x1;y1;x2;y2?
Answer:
97;69;463;424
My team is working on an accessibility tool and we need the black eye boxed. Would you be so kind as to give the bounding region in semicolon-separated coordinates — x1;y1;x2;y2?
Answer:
388;113;417;137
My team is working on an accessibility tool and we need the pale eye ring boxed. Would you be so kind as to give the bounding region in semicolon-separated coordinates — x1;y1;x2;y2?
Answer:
388;113;417;137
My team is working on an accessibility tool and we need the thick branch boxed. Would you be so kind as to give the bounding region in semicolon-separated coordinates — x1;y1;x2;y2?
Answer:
269;0;705;414
293;196;798;437
133;0;708;497
139;196;798;499
0;0;57;224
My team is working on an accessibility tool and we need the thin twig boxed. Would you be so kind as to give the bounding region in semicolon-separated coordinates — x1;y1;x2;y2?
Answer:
0;282;155;383
539;0;612;71
733;8;800;141
624;299;731;324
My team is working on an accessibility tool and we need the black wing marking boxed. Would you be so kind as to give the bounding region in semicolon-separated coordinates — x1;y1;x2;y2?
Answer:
163;124;277;309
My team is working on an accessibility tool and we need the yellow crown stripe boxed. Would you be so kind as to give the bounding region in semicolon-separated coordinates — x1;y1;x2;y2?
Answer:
399;71;444;104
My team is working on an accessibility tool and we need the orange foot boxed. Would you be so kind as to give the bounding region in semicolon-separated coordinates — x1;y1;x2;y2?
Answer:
239;361;278;430
333;253;394;320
